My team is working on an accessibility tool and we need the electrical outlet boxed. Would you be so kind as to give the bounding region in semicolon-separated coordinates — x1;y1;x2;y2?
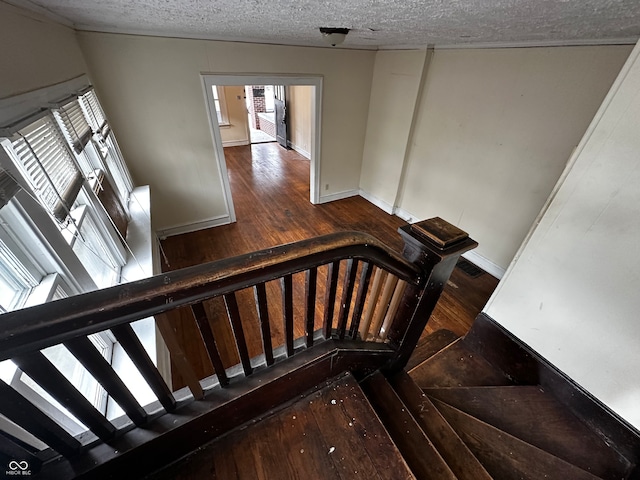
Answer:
325;184;329;191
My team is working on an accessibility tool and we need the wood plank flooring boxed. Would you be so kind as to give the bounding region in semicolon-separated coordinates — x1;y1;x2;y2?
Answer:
148;373;415;480
160;143;498;389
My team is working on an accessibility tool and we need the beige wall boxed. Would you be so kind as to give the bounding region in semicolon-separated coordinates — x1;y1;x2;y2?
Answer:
486;41;640;429
392;45;632;274
0;3;87;99
219;85;249;146
77;32;375;232
359;50;429;211
288;85;313;158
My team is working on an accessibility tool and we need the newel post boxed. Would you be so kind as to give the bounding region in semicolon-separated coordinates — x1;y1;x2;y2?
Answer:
385;217;477;372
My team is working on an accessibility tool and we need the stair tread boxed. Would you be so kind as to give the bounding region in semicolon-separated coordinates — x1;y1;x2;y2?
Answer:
431;397;604;480
390;371;493;480
361;372;457;480
409;339;512;388
424;386;632;480
151;373;415;479
406;329;459;371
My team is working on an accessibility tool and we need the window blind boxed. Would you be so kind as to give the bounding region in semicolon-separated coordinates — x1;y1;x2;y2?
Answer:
80;90;106;134
55;99;92;154
11;115;84;221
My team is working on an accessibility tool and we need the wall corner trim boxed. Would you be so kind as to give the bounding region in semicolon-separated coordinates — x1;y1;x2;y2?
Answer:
358;189;394;214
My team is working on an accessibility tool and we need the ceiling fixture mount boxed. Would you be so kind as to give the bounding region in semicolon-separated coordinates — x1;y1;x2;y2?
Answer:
319;27;350;46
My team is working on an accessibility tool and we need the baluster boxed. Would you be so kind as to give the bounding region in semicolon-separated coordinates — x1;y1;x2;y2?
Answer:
254;283;274;365
349;261;374;339
224;293;253;376
305;267;317;347
190;303;229;387
336;259;359;339
369;274;398;340
0;432;41;472
154;314;205;400
359;267;385;340
65;337;148;426
0;381;81;457
280;274;294;357
379;280;408;341
322;261;340;338
111;324;177;410
12;352;116;441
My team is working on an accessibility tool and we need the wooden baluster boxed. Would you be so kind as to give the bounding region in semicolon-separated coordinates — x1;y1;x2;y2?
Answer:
322;261;340;339
280;274;294;357
12;352;116;441
189;303;229;387
0;432;42;473
65;337;148;426
359;267;385;340
111;324;177;411
0;381;81;457
224;293;253;376
379;280;408;341
154;314;205;400
305;267;317;348
254;283;274;366
349;261;374;339
336;259;358;339
385;218;478;372
370;274;398;340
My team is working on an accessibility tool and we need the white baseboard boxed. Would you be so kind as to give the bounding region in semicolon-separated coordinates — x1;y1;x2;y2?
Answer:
157;214;232;238
393;206;420;223
317;189;359;204
290;143;311;159
462;250;505;279
358;190;394;214
222;139;250;147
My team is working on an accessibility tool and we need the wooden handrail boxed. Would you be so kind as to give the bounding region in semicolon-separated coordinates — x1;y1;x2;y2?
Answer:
0;217;477;476
0;231;419;361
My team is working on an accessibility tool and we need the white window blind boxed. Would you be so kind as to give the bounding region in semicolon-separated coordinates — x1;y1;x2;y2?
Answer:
11;115;84;221
80;90;106;133
55;99;92;154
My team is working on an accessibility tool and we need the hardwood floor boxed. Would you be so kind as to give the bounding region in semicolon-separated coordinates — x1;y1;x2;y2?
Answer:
160;143;498;388
149;373;414;480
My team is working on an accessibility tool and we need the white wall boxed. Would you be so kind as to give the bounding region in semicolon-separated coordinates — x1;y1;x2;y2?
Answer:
393;46;632;274
288;85;313;158
486;41;640;430
359;50;428;212
0;3;87;99
77;32;375;232
219;85;249;146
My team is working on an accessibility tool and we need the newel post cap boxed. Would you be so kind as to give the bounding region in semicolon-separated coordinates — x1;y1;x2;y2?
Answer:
398;217;478;265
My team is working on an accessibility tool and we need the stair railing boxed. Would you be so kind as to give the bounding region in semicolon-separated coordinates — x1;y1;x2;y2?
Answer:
0;217;475;476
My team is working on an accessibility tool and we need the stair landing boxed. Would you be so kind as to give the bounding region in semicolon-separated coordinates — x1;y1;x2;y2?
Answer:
148;373;414;479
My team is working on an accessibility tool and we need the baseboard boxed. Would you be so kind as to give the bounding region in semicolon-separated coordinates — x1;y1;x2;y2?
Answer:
393;207;420;223
222;139;250;147
317;189;359;204
156;215;231;238
289;142;310;159
465;313;640;466
358;190;394;214
462;250;505;279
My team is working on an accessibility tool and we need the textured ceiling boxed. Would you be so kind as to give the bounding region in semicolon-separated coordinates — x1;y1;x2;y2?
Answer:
12;0;640;49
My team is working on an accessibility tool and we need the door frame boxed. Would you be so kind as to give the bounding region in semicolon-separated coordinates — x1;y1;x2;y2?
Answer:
201;74;323;224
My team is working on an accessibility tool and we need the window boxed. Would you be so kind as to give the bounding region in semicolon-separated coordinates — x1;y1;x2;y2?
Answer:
211;86;230;125
0;82;137;424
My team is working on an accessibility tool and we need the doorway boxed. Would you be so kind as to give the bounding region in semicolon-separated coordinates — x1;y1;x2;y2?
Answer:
202;75;323;224
245;85;276;144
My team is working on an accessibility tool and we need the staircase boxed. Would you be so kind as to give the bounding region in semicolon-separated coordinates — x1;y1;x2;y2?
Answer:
363;325;637;480
148;322;637;479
